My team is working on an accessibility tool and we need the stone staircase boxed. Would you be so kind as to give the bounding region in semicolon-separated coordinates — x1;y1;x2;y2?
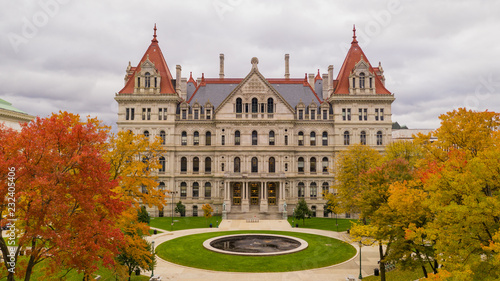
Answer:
227;205;283;220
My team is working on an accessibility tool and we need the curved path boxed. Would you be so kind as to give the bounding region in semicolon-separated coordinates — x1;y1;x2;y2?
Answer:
144;220;378;281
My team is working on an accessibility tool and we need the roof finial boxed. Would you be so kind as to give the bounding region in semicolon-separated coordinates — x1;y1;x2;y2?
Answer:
152;23;158;43
352;24;358;44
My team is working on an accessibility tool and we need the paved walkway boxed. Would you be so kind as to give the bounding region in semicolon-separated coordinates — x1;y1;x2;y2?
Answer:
144;220;379;281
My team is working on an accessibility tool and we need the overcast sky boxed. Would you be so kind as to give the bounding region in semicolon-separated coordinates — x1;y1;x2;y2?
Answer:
2;0;499;130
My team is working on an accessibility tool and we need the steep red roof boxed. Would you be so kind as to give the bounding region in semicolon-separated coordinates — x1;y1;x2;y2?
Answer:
334;26;391;95
314;69;322;82
118;25;176;94
187;72;197;86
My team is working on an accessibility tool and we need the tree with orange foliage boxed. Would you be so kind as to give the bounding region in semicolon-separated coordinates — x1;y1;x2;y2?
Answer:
0;112;125;281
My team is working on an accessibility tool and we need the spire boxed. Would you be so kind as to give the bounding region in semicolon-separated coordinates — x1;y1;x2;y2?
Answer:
315;69;323;82
152;23;158;43
352;24;358;44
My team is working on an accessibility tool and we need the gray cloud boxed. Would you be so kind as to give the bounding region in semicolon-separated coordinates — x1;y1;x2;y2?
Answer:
1;0;499;131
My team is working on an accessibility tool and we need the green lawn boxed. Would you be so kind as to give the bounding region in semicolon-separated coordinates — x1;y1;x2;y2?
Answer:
156;230;356;272
150;216;222;231
363;264;432;281
287;217;359;232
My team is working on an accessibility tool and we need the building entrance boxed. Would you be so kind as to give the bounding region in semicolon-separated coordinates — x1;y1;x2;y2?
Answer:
250;183;259;205
268;182;277;205
233;183;241;205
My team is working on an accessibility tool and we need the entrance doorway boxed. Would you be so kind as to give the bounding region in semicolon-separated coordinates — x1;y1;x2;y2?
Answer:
233;183;241;205
250;183;259;205
268;182;277;205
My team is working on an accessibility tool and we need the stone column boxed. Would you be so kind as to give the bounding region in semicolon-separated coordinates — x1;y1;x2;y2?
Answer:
242;181;249;212
260;181;268;212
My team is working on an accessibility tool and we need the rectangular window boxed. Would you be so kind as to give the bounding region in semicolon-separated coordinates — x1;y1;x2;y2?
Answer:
364;108;368;121
147;108;151;120
369;78;373;88
245;103;249;113
342;108;346;121
206;109;211;119
126;108;130;120
221;163;225;172
260;103;265;113
142;108;146;120
375;108;379;121
194;110;199;120
298;110;303;120
221;135;225;145
323;110;327;120
310;110;315;120
182;110;187;120
347;109;351;121
130;108;134;120
380;109;384;121
358;108;363;121
158;108;163;120
284;135;288;145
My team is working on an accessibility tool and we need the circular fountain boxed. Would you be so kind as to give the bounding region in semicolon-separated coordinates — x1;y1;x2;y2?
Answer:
203;234;308;256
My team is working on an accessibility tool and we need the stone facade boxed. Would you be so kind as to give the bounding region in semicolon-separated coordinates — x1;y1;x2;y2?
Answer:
115;26;395;219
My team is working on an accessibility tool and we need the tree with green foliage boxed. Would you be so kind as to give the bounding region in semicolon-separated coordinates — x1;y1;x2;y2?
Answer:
137;206;150;224
175;201;186;217
293;199;312;226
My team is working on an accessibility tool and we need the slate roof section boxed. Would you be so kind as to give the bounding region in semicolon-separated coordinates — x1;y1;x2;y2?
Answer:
334;25;391;95
119;25;176;95
187;77;322;110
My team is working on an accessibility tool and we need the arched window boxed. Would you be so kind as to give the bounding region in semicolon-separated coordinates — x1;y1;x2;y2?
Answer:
204;182;211;198
193;131;199;145
159;156;166;173
310;157;316;173
235;130;241;145
267;98;274;113
269;131;275;145
343;131;350;145
252;98;258;113
298;157;304;173
160;130;166;145
145;72;151;88
252;130;258;145
310;182;317;198
251;157;258;173
180;182;187;198
181;131;187;146
269;157;275;173
322;182;329;198
181;157;187;173
193;182;199;198
298;132;304;146
236;98;242;113
193;157;199;173
310;132;316;146
322;131;328;146
205;157;211;173
144;130;149;139
359;72;365;88
205;131;211;146
322;157;329;173
298;182;305;198
360;131;367;145
234;157;240;173
377;131;383;145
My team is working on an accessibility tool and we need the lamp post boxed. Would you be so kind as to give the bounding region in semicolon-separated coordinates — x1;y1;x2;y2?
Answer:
150;240;155;278
216;207;218;228
358;240;363;280
292;207;295;227
170;190;177;231
336;213;338;232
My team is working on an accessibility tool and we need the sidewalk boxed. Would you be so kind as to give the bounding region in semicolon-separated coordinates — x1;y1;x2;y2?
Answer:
145;220;379;281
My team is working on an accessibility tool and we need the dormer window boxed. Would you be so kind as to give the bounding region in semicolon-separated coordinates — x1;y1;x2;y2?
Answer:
145;72;151;88
359;73;365;88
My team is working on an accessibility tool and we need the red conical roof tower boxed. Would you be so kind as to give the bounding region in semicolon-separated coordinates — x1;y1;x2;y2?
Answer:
333;25;391;95
119;24;176;94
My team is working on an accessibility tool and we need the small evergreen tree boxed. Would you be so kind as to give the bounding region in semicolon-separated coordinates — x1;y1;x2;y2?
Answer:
137;205;150;224
293;199;312;226
175;201;186;217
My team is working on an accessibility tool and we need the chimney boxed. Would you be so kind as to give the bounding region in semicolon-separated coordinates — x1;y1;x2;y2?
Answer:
308;73;315;88
322;74;329;99
219;53;225;79
328;65;334;92
284;54;290;79
176;65;182;93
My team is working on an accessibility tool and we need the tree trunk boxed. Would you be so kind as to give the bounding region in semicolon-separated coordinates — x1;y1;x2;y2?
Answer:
433;260;439;274
421;265;428;278
379;244;386;281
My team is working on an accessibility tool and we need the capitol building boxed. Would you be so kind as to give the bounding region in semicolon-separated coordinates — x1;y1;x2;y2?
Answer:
115;26;394;219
